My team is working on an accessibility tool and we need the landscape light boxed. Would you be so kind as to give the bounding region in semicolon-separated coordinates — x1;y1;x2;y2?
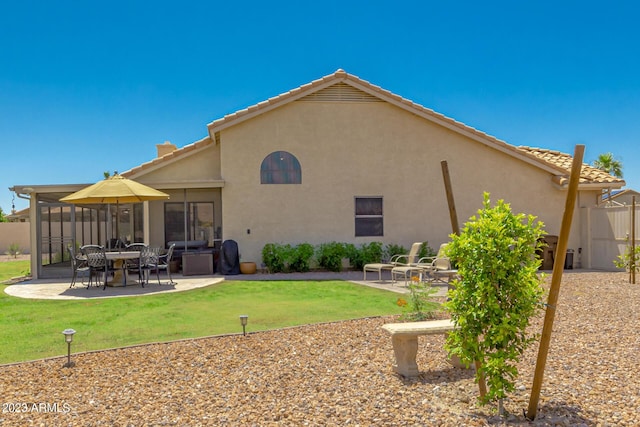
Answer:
239;315;248;336
62;328;76;367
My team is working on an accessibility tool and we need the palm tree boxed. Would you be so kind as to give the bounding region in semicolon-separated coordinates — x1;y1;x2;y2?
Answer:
592;152;624;204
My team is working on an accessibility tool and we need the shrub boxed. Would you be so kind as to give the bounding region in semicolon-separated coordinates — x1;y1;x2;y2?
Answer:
262;243;287;273
316;242;346;272
5;243;21;258
262;243;318;272
417;241;436;261
264;241;418;273
360;242;383;265
398;276;440;321
384;244;407;261
288;243;315;272
346;242;384;270
344;244;359;269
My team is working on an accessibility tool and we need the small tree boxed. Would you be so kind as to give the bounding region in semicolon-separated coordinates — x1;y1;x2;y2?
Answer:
0;206;7;222
614;236;640;279
5;243;21;258
444;193;546;409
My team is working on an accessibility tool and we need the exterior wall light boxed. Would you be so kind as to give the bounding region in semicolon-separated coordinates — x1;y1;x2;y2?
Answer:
62;328;76;367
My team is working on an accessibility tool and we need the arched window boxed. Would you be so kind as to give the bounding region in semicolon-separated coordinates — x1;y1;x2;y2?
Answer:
260;151;302;184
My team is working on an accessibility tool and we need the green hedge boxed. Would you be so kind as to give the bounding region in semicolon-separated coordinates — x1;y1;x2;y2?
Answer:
261;243;316;273
261;241;435;273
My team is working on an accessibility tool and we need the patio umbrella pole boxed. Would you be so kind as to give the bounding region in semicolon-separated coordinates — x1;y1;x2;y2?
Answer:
184;189;188;256
107;204;112;250
440;160;487;399
526;144;584;420
115;201;120;245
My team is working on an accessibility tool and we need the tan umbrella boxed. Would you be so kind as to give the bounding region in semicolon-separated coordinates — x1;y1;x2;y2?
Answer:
60;174;170;204
60;174;169;247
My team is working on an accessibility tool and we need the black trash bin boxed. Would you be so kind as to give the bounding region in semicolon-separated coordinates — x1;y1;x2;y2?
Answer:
564;249;574;270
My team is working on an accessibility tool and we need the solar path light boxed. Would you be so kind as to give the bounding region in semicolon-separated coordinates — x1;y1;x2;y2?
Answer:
62;328;76;367
239;315;248;336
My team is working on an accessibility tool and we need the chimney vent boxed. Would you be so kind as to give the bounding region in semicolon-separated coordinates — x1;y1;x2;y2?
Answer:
156;141;177;158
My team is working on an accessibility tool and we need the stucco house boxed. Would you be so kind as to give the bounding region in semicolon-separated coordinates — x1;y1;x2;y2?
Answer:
11;69;625;279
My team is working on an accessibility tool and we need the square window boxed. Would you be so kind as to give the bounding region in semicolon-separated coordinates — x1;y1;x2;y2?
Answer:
355;197;383;237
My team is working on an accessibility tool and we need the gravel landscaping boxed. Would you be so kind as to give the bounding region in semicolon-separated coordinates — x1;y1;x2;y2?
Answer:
1;271;639;426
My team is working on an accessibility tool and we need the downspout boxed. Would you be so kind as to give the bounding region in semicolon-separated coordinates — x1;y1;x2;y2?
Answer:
9;187;33;203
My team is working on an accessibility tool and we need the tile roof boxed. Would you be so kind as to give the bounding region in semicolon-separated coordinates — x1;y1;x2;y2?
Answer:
516;146;625;185
122;69;624;188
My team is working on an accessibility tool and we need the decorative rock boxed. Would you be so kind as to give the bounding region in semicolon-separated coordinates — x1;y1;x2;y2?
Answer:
0;272;637;425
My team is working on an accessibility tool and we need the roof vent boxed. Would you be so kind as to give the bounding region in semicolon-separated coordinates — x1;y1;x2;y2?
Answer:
299;82;382;103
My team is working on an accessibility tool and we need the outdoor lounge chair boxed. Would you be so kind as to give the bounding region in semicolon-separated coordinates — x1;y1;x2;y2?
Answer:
363;242;423;281
418;243;457;284
391;243;454;286
422;256;457;284
390;264;425;285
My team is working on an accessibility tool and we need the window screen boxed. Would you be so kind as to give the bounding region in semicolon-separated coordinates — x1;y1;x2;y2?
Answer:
355;197;383;236
164;202;215;247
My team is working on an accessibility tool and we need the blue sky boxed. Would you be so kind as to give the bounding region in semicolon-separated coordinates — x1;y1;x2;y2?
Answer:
2;1;639;213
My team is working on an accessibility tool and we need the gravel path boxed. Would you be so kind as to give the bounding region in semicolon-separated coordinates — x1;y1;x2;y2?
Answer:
1;271;638;426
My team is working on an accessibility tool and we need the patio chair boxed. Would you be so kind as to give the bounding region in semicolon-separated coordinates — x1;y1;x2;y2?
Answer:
143;244;175;285
81;245;117;290
418;243;457;284
137;246;159;286
390;243;450;286
125;243;148;283
390;264;425;286
363;242;423;281
68;245;90;288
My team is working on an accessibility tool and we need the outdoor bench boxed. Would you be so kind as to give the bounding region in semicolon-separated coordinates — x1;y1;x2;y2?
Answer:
381;319;467;377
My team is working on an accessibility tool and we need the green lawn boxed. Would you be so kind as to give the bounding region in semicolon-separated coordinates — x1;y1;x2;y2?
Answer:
0;263;404;364
0;260;30;283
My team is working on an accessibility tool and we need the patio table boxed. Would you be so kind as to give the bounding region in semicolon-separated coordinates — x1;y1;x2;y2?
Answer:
105;251;140;286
